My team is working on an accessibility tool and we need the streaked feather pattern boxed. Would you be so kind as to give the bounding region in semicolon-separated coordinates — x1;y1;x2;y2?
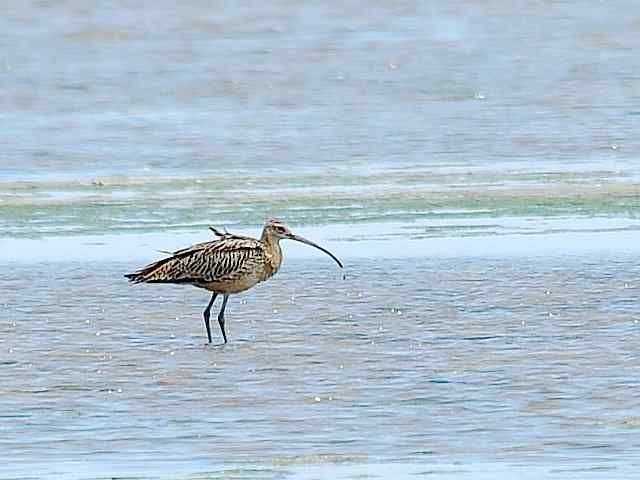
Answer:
125;236;276;291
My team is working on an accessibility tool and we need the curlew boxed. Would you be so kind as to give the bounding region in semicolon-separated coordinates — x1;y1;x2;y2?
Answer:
125;219;343;344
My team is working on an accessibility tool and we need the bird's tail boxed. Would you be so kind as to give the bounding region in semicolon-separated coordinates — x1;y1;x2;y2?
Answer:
124;261;161;283
125;256;181;283
125;243;208;284
124;271;145;283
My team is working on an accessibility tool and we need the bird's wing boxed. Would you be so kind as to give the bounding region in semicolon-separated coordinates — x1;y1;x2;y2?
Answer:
169;229;252;255
197;238;268;283
125;237;266;284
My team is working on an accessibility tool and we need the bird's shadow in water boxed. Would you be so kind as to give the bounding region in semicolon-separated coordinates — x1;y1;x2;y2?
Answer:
184;336;249;351
182;339;227;350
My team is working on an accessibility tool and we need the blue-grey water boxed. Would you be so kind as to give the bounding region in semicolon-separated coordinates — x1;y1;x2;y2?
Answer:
2;1;640;479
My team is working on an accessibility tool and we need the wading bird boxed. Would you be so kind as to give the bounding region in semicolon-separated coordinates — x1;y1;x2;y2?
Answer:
125;219;343;344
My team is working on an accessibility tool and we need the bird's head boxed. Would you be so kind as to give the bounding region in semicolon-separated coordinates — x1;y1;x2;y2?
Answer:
263;218;293;240
262;219;343;268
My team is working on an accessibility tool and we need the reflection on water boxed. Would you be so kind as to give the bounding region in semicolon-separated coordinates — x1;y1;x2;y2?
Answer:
2;257;639;478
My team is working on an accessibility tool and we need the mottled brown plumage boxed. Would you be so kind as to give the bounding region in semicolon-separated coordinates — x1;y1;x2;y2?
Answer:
125;219;343;344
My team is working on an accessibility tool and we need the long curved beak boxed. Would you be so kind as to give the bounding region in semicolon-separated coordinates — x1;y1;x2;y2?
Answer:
288;234;343;269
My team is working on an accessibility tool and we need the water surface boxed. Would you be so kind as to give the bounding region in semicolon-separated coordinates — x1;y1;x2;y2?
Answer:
1;0;640;478
2;257;640;479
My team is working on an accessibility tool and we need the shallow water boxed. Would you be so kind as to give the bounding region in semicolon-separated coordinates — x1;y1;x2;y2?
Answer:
2;256;640;478
2;0;640;478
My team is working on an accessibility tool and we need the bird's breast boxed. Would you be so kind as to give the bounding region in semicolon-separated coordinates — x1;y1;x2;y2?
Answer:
264;243;283;278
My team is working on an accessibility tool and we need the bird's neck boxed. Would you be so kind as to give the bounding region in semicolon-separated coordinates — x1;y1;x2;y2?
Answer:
261;233;283;275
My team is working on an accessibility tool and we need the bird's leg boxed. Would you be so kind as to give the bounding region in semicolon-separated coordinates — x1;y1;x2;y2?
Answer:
218;294;230;344
203;293;218;344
